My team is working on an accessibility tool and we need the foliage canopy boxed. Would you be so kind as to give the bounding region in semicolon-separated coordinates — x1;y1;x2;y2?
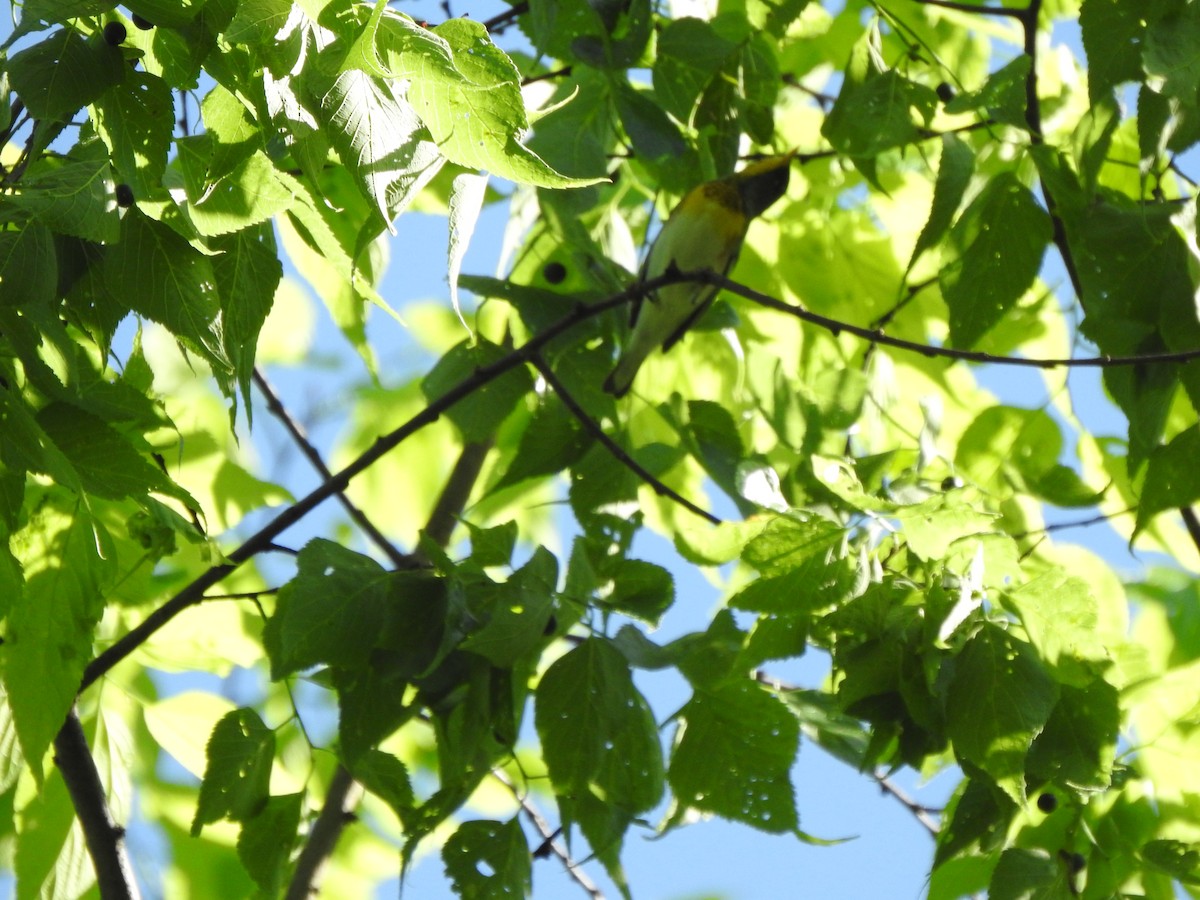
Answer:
2;0;1200;897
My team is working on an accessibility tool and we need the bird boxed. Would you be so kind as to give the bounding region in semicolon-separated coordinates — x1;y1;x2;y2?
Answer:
602;151;796;397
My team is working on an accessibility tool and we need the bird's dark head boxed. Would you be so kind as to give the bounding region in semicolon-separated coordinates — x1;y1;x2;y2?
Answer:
734;151;796;219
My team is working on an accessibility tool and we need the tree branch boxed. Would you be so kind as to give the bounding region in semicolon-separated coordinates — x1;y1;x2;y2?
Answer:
253;368;409;568
532;355;721;525
284;765;363;900
54;709;141;900
78;281;643;691
704;271;1200;369
421;440;493;553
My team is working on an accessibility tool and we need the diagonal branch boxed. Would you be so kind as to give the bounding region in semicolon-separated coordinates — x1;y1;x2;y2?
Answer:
531;355;721;525
253;368;409;568
78;280;646;691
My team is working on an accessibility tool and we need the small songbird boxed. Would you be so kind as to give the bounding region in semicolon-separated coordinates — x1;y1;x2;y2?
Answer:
603;151;796;397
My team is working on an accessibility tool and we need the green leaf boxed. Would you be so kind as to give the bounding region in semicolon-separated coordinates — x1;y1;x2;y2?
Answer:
1137;425;1200;535
1027;682;1119;790
944;56;1031;129
465;520;518;568
8;29;125;121
237;793;302;895
313;66;445;229
6;140;119;244
780;689;869;769
461;548;555;667
36;401;194;505
334;665;416;764
1003;570;1111;679
1141;839;1200;882
421;339;533;443
13;768;90;900
1080;0;1148;101
186;151;299;237
652;17;735;121
909;133;974;270
199;83;262;185
443;818;532;899
91;70;174;197
742;514;845;577
102;209;230;376
18;0;112;26
613;80;688;162
934;776;1014;867
674;517;769;566
534;638;663;812
668;680;799;833
603;558;674;626
729;554;857;614
262;539;392;678
1144;4;1200;108
685;399;750;514
3;497;111;783
374;16;603;188
211;224;283;413
822;28;938;161
0;220;57;309
349;750;414;821
945;625;1059;803
192;708;275;835
492;395;593;493
522;72;612;181
126;0;205;28
989;848;1073;900
224;0;292;44
957;406;1103;507
894;495;997;561
940;173;1052;349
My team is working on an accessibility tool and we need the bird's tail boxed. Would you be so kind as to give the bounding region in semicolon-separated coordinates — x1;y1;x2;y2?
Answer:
602;345;649;397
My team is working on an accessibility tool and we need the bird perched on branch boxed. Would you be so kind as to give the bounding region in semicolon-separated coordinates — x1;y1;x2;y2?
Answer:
603;151;796;397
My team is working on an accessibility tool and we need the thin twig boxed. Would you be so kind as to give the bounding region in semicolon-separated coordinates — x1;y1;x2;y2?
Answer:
523;65;573;86
491;768;605;899
532;355;721;525
875;773;940;835
703;271;1200;369
254;369;409;568
913;0;1024;17
1012;508;1135;540
482;2;528;33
